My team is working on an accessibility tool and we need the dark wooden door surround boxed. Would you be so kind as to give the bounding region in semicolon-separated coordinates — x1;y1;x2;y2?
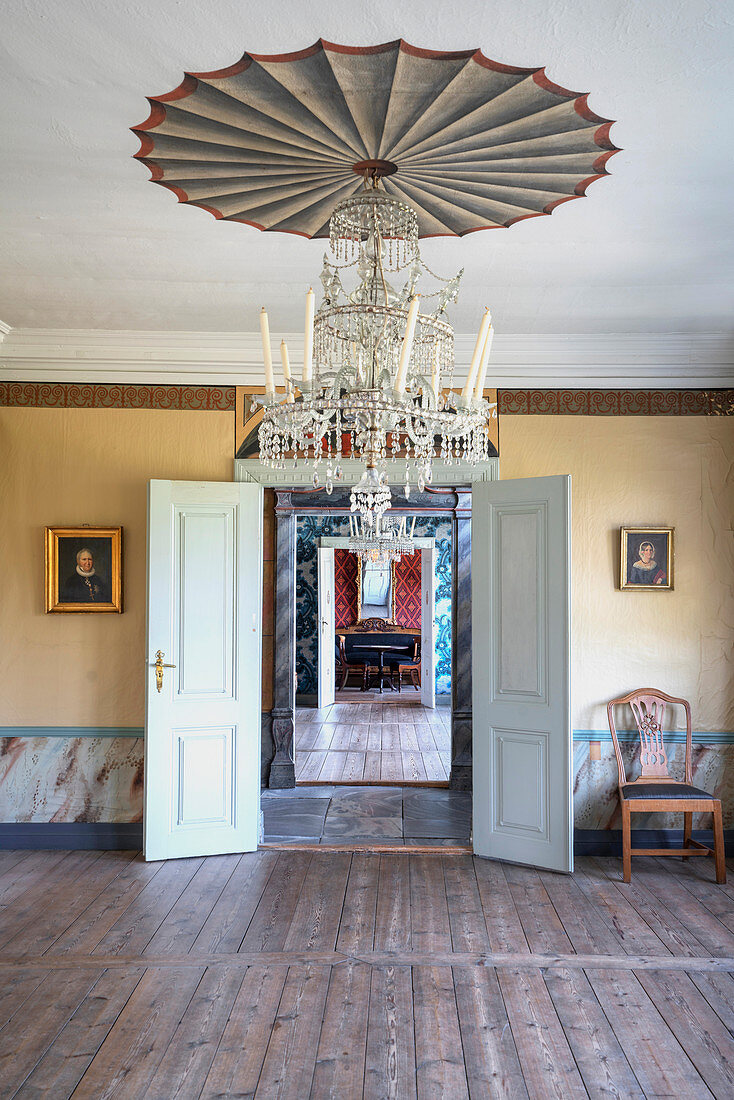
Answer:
268;487;472;790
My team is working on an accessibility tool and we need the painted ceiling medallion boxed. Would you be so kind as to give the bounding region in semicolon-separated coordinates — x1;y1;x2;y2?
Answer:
132;39;619;238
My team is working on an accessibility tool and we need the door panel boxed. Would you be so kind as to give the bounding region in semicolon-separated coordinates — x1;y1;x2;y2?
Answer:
420;547;436;709
175;727;233;827
176;507;235;696
145;480;263;861
472;475;572;872
317;546;335;709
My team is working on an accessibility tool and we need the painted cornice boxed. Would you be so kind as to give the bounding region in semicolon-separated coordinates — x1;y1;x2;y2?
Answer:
0;328;731;388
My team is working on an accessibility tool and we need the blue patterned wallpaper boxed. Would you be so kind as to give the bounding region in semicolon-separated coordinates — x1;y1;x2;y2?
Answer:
296;516;453;696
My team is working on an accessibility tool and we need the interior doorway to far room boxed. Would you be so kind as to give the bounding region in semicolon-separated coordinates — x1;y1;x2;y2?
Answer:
294;516;453;786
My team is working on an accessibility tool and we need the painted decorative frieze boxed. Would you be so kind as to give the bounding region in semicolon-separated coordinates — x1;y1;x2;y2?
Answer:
3;383;731;415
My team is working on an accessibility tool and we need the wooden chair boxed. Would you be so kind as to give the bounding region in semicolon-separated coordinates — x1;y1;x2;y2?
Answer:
335;634;369;690
607;688;726;883
388;639;421;692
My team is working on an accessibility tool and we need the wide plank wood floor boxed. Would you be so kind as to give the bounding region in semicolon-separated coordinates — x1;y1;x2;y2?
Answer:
295;701;452;784
0;849;733;1098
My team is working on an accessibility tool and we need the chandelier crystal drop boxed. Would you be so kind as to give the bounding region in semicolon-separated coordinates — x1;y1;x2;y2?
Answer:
257;178;494;536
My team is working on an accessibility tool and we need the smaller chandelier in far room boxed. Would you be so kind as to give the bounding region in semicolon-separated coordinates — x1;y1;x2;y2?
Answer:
256;175;494;530
349;514;417;565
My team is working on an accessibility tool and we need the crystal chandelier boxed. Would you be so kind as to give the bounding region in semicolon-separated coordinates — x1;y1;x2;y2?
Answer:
257;174;494;529
349;514;416;565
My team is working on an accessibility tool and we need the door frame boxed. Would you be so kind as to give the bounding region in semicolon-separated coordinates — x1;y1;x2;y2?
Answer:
316;533;437;703
235;458;499;790
250;480;497;789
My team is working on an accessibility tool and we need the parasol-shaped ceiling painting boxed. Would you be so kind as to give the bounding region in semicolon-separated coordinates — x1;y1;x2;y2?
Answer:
132;38;619;239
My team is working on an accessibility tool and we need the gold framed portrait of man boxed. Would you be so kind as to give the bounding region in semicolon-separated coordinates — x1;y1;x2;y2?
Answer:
45;526;123;613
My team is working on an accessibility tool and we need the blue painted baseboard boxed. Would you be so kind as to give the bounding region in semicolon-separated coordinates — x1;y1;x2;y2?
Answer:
574;828;733;856
2;823;730;856
0;823;143;849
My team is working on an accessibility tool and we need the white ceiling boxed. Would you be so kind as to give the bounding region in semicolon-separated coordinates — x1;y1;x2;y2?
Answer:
1;0;733;347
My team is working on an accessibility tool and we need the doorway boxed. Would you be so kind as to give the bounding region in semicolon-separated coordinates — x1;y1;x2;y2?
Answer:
294;518;452;786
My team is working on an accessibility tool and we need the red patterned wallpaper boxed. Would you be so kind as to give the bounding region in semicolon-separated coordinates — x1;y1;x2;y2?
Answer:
394;554;422;629
334;549;358;627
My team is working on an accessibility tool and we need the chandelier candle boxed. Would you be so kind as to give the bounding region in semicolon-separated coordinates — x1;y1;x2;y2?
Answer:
431;344;440;403
461;308;492;406
393;294;420;399
280;340;295;403
260;308;275;400
474;323;494;404
303;288;315;388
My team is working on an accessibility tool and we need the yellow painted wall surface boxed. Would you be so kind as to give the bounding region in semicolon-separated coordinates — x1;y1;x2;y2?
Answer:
500;415;734;732
0;407;232;726
1;407;732;735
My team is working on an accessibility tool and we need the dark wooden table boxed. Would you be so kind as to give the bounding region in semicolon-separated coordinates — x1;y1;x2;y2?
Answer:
351;643;410;693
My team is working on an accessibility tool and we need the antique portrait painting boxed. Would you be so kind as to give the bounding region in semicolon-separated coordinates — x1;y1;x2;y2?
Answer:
620;526;673;590
45;526;123;612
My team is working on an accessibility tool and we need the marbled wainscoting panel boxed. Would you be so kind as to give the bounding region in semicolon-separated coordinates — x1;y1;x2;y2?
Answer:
296;515;453;697
574;740;734;829
0;737;143;823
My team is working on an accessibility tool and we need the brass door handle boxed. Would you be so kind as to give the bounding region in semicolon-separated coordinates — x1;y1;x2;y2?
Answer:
153;649;176;693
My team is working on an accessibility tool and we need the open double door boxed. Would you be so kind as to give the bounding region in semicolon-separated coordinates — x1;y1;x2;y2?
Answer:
144;476;572;873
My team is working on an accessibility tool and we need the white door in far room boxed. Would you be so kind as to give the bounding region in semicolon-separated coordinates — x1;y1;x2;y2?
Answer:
472;475;573;873
145;480;263;861
420;547;436;709
317;546;335;709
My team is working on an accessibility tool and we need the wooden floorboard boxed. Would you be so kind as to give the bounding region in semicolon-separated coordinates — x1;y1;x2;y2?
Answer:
12;967;145;1100
0;850;732;1099
294;702;451;784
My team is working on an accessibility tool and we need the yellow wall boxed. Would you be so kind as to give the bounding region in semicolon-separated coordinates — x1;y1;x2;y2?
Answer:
0;407;232;726
500;415;734;732
1;406;732;733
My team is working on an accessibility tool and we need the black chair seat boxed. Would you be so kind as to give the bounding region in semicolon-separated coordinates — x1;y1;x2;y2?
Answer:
386;655;419;668
621;782;715;800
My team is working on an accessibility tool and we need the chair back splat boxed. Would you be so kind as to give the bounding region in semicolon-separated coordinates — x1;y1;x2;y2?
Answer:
631;694;670;778
607;687;693;787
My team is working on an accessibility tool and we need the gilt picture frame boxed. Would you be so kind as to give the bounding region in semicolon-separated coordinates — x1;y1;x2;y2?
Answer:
45;526;123;613
620;526;673;590
356;556;396;623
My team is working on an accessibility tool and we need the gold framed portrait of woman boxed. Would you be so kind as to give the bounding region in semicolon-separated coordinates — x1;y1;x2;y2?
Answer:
620;526;673;591
45;526;123;613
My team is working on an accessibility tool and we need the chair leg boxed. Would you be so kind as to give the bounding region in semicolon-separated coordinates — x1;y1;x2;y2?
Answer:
622;801;632;883
713;802;726;884
397;670;401;693
412;669;419;689
683;811;692;858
